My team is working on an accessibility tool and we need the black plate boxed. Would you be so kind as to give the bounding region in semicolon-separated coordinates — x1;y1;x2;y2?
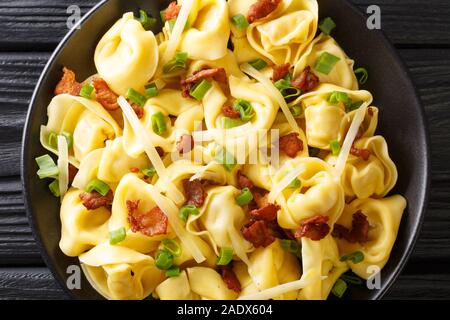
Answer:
21;0;430;300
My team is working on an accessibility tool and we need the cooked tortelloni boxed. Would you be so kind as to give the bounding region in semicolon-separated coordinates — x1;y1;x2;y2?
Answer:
272;157;345;230
298;236;348;300
40;94;121;167
230;0;318;65
297;84;373;149
79;243;164;300
293;34;358;90
156;267;238;300
94;12;159;96
334;196;406;279
123;89;203;157
60;188;110;257
235;240;302;299
327;136;398;199
188;50;247;79
187;186;253;263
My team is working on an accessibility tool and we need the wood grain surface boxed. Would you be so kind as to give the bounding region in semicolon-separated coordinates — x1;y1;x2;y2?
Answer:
0;0;449;299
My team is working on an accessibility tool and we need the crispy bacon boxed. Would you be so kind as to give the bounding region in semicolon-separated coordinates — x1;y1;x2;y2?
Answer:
54;67;81;96
79;190;113;210
272;63;290;82
127;200;168;237
131;103;144;119
176;134;194;154
279;132;303;158
247;0;282;23
291;66;320;93
294;215;330;241
219;265;241;293
183;179;207;207
332;211;369;243
222;104;241;119
130;167;140;173
181;68;227;98
237;170;254;189
164;1;181;20
249;203;280;222
68;164;78;184
350;146;372;161
241;220;275;248
92;77;119;110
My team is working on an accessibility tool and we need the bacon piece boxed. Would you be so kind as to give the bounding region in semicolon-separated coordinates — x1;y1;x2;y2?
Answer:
350;146;372;161
182;179;207;207
332;211;369;243
156;147;165;157
131;103;144;119
219;265;241;293
294;215;330;241
92;78;119;110
237;170;254;189
253;191;269;208
164;1;181;20
176;134;194;154
54;67;81;96
241;220;275;248
68;164;78;184
247;0;282;23
272;63;291;82
279;132;303;158
128;205;168;237
222;104;241;119
79;190;113;210
249;203;280;222
181;68;227;98
291;66;320;93
130;167;140;173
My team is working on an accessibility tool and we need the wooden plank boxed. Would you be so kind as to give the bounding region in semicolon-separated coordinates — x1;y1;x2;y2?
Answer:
0;0;449;51
0;264;448;300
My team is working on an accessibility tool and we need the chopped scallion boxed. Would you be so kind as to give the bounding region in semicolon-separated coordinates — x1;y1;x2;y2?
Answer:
190;79;212;101
138;9;157;30
127;88;147;107
249;59;267;70
48;132;58;149
48;179;60;197
328;91;350;105
163;51;188;73
280;239;302;259
233;99;255;122
80;84;94;99
354;67;369;85
340;274;363;285
151;112;167;135
141;167;156;177
332;278;347;298
340;251;365;264
62;131;73;150
85;178;110;196
330;140;341;156
109;227;126;245
179;204;200;222
348;100;363;112
145;83;158;98
35;154;59;179
314;52;341;75
235;187;253;206
216;247;234;266
231;14;249;30
215;148;236;172
165;266;181;277
161;238;182;257
222;117;244;129
274;79;301;100
155;250;174;270
319;17;336;35
287;178;301;189
168;18;190;31
289;105;302;118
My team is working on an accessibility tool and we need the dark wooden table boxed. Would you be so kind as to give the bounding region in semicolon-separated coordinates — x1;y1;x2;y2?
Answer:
0;0;449;300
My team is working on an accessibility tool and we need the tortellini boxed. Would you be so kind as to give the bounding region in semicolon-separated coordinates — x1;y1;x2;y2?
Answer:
95;12;159;96
334;196;406;279
40;94;121;166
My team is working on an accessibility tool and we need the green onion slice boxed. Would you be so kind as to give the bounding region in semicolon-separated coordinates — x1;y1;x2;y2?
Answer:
233;99;255;122
319;17;336;35
222;117;244;129
62;131;73;150
280;239;302;259
314;52;341;75
165;266;181;277
161;238;182;257
289;105;302;118
330;140;341;156
231;14;249;30
168;19;190;31
328;91;350;105
80;84;94;99
86;178;110;196
145;83;158;98
216;247;234;266
179;204;200;222
48;180;60;197
235;187;253;206
155;250;174;270
354;67;369;85
127;88;147;107
340;251;365;264
151;112;167;135
249;59;267;70
274;79;301;100
190;79;212;101
215;148;236;172
48;132;58;149
340;274;363;285
331;278;347;298
287;178;301;189
163;51;188;73
109;227;127;245
35;154;59;179
141;167;156;178
139;9;157;30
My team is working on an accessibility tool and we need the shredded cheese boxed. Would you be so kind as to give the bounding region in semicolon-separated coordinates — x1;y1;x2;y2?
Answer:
117;96;185;205
237;274;326;300
57;135;69;199
334;103;369;176
240;63;300;133
147;184;206;263
162;0;195;65
268;165;304;203
192;122;253;143
228;226;250;266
